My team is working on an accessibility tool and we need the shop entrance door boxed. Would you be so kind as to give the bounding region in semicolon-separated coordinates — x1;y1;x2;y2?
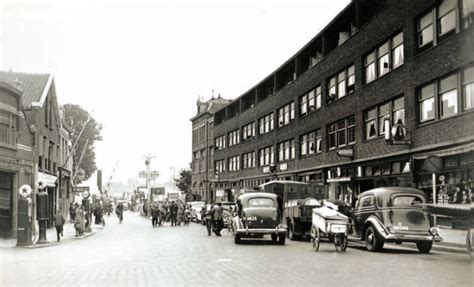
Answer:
0;172;13;237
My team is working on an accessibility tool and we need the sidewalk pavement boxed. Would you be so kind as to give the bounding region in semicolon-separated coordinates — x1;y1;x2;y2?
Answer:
0;222;104;249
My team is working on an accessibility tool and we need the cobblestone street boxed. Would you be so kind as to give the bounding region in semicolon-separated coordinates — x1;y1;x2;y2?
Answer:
0;212;471;287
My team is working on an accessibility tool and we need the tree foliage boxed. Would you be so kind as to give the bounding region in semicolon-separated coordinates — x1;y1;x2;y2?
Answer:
61;104;102;183
174;169;192;194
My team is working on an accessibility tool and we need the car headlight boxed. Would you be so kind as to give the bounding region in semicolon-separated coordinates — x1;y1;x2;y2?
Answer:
429;227;440;236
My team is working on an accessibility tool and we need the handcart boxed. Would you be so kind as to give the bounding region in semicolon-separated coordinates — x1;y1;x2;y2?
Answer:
310;206;349;252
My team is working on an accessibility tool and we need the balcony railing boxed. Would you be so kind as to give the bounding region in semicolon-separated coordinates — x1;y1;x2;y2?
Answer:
0;126;17;146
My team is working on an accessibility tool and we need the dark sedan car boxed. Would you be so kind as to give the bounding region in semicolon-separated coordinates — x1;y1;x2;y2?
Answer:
232;192;287;244
350;187;442;253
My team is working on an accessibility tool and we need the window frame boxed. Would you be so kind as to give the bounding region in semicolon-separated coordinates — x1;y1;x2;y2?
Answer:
277;101;295;127
328;65;355;101
364;96;405;140
364;31;404;84
328;115;356;150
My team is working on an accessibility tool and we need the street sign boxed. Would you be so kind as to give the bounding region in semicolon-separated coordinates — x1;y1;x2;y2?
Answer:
139;171;146;178
424;155;442;173
73;186;90;193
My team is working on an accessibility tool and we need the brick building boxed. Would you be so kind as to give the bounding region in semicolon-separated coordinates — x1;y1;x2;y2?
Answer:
190;95;231;202
213;0;474;203
0;81;34;237
0;71;72;231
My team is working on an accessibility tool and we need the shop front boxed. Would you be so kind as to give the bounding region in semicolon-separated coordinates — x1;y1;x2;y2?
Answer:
37;171;57;228
414;143;473;204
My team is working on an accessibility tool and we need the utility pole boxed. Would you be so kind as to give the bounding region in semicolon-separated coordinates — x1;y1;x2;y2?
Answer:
144;153;156;200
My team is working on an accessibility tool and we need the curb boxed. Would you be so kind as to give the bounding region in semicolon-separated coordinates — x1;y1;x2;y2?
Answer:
20;230;98;249
386;242;470;255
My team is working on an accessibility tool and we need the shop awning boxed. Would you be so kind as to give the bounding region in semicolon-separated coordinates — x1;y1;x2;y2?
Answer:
412;142;474;160
37;172;57;188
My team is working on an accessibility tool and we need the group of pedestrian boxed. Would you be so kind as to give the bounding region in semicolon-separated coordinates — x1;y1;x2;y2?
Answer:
148;200;190;227
203;202;224;236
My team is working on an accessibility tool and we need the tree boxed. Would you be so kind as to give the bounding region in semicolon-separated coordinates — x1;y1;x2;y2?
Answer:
61;104;102;183
174;169;192;195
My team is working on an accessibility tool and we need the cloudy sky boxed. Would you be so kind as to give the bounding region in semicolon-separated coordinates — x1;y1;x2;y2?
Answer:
0;0;350;186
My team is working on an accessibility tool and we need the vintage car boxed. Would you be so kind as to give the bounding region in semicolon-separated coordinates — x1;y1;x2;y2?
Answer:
350;187;442;253
232;192;287;244
188;201;205;222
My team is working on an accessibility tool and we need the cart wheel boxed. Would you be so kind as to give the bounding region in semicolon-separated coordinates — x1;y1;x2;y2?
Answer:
312;227;320;252
340;234;348;251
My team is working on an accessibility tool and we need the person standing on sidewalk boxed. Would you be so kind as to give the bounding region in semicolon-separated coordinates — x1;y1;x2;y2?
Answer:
54;208;66;242
69;202;77;223
212;202;224;236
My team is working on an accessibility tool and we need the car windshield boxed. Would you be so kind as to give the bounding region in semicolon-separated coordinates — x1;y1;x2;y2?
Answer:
392;195;424;206
248;198;275;207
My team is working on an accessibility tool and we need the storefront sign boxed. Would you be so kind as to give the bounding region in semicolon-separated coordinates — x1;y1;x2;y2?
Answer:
216;189;225;197
279;163;288;171
327;177;351;183
262;166;270;173
72;186;90;193
37;172;57;188
337;148;353;158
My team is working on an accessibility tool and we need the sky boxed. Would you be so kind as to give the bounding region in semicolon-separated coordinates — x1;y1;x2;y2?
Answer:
0;0;350;187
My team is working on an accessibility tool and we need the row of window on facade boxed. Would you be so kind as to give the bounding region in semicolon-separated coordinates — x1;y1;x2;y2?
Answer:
214;64;473;174
216;62;474;154
215;0;473;128
192;147;213;173
192;121;213;145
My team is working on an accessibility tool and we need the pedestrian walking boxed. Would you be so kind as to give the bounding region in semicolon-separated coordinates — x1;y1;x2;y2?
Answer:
151;202;160;227
69;202;77;223
170;201;178;226
54;208;66;242
177;201;184;226
94;202;104;225
212;202;224;236
75;206;85;237
204;203;214;236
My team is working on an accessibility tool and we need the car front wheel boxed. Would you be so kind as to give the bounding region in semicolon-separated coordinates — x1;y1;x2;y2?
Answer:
365;226;384;252
278;234;286;245
416;241;433;253
234;234;241;244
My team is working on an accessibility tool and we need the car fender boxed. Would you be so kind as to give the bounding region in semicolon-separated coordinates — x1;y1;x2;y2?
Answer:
364;216;389;239
233;217;243;232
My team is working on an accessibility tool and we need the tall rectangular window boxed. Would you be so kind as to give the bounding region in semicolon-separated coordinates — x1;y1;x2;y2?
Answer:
463;66;474;110
242;151;255;169
228;129;240;147
328;115;355;149
419;84;436;122
215;135;226;150
242;122;255;141
418;12;434;48
365;32;404;84
438;0;457;37
278;102;295;127
300;130;320;156
278;139;295;162
328;65;355;101
364;97;405;140
259;146;274;166
439;73;458;118
258;113;274;135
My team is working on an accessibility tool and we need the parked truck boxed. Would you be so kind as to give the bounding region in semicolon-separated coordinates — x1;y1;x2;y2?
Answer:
259;180;327;240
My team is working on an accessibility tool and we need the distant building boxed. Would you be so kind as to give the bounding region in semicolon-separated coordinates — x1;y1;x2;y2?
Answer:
212;0;474;203
190;95;231;202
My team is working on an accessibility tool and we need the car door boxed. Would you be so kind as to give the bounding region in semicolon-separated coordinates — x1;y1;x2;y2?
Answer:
351;194;376;237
